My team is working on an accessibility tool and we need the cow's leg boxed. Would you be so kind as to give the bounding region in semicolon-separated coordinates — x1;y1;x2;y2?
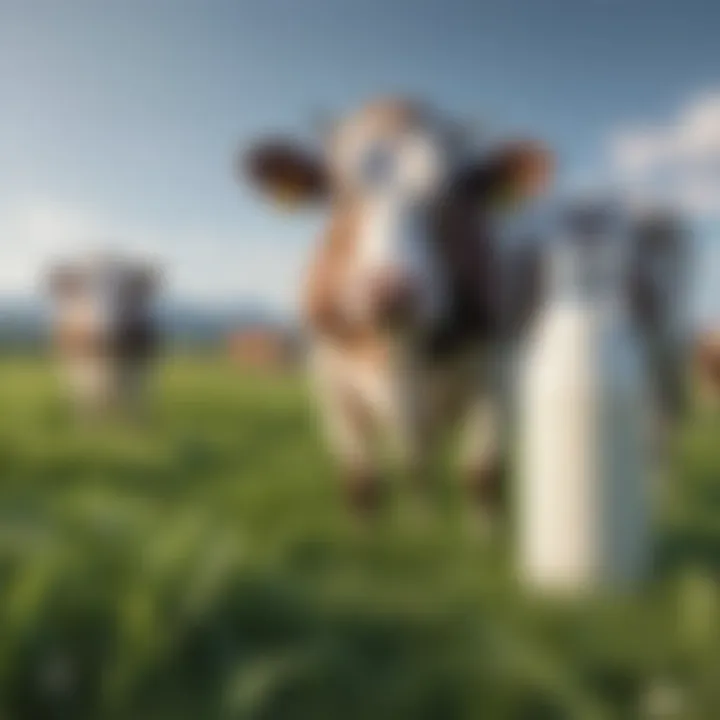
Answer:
383;357;433;496
327;384;382;515
66;356;113;421
645;331;689;498
118;360;152;422
457;346;513;517
459;391;505;511
309;348;384;516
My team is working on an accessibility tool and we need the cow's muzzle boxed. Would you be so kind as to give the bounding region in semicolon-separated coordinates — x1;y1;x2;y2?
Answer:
367;271;420;330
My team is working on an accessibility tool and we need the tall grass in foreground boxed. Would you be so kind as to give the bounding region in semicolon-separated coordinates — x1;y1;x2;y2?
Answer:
0;356;719;719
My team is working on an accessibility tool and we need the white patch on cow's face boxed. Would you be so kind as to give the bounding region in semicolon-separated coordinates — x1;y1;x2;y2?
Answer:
332;119;461;330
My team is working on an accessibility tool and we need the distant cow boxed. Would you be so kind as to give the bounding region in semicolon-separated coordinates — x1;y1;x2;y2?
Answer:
46;254;161;419
239;97;553;515
543;200;692;449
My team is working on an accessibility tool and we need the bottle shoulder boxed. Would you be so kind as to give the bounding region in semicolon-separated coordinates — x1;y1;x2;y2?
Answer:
524;301;644;381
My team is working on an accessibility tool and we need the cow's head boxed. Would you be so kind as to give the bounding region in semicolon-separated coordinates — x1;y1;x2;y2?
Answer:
240;98;553;336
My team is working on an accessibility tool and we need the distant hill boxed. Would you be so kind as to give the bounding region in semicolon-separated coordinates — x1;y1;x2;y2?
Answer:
0;295;295;352
0;297;50;350
155;298;297;349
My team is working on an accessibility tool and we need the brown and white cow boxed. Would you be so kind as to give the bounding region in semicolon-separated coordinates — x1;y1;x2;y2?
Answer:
239;97;553;515
46;253;161;420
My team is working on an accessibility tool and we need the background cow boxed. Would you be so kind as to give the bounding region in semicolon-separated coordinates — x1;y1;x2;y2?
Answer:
239;97;553;516
530;199;692;467
46;253;161;420
626;208;692;440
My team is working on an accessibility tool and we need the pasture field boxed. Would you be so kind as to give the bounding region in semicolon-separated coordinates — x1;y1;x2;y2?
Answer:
0;355;719;719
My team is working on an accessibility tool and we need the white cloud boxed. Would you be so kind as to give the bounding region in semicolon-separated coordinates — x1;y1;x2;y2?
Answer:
0;198;104;295
0;197;311;311
610;91;720;215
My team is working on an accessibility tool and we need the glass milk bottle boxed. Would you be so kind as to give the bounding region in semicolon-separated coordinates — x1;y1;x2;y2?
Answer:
517;212;652;594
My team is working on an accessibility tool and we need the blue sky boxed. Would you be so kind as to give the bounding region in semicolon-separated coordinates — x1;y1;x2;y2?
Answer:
1;0;718;322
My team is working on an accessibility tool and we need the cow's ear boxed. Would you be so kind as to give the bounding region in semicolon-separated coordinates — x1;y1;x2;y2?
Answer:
460;141;554;210
239;138;329;209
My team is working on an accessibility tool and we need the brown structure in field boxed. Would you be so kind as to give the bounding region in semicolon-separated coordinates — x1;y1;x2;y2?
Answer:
694;330;720;406
227;326;300;371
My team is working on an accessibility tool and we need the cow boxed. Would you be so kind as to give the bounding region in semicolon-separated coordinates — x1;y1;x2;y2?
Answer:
537;199;692;467
46;253;161;420
238;97;553;517
625;207;692;444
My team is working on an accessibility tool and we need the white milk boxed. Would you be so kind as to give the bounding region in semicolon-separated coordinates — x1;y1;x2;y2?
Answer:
517;219;653;594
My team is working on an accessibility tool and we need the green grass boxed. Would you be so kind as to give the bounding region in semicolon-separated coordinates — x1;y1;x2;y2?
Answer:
1;356;719;719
